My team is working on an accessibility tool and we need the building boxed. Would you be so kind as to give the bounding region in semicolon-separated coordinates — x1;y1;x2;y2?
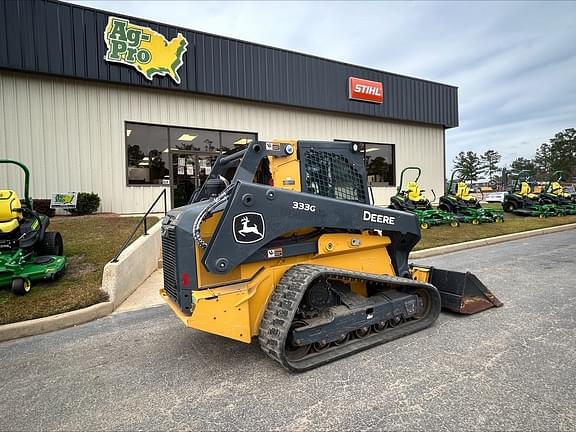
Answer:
0;0;458;213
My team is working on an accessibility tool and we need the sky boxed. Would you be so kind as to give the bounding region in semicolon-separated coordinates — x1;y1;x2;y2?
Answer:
68;0;576;169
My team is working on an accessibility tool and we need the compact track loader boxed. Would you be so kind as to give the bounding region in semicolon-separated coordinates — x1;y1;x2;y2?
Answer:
439;170;504;224
160;141;502;371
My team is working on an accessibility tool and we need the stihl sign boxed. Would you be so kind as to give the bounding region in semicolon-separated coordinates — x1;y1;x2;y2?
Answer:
348;77;383;104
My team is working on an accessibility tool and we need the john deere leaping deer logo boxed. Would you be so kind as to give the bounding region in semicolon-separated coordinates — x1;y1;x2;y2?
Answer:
233;212;265;244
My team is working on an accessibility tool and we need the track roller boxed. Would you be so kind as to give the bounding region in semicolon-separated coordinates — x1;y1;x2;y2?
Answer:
258;265;441;372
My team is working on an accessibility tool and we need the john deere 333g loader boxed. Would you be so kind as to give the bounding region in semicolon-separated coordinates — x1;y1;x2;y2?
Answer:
160;140;502;371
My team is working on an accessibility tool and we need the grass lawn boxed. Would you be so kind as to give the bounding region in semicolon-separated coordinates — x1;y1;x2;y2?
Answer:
415;204;576;250
0;215;158;325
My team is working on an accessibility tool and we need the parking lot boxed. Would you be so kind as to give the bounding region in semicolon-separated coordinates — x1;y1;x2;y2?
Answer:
1;230;575;431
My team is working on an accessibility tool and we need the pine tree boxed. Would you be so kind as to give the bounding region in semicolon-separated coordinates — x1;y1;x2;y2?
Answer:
534;128;576;179
510;157;537;177
481;150;501;181
453;151;483;181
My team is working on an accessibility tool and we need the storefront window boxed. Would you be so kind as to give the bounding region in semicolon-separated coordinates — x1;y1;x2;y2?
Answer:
362;143;395;187
126;124;169;185
334;140;395;186
169;128;221;152
125;122;256;191
221;131;255;154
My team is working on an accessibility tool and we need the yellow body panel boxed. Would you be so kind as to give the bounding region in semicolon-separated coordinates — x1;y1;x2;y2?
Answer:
163;232;396;343
410;266;432;283
268;139;301;192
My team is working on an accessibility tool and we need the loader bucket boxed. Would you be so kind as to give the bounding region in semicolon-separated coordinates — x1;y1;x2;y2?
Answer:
429;268;503;314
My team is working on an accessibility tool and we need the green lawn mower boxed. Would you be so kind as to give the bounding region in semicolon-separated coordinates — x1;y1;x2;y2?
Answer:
538;171;576;215
389;166;459;229
439;169;504;224
501;170;558;218
0;160;66;295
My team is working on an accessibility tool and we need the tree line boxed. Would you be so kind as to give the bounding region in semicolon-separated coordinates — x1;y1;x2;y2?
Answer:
453;128;576;183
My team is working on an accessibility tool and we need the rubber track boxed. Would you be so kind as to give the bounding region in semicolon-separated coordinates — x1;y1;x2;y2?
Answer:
258;264;441;372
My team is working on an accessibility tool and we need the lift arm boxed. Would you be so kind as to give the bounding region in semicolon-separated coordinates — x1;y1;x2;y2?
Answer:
200;182;421;277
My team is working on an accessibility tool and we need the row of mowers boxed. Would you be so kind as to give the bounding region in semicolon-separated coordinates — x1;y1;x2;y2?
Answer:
389;167;504;229
0;160;66;295
390;167;575;229
502;170;576;217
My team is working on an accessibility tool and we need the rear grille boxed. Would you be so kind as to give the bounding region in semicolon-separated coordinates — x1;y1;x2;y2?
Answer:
161;227;178;302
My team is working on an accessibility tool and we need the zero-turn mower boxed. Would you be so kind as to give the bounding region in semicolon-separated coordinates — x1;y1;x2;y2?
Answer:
159;141;502;372
439;170;504;224
538;171;576;215
0;160;66;295
389;166;459;229
502;170;558;218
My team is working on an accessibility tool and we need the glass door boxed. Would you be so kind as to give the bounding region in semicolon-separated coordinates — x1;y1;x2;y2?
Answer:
196;153;219;187
171;152;221;208
171;153;197;208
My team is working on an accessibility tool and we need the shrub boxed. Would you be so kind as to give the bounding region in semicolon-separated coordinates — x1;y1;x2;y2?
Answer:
32;199;56;218
67;192;101;215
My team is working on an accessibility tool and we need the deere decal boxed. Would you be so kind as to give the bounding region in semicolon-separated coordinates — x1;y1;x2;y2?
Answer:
103;16;188;84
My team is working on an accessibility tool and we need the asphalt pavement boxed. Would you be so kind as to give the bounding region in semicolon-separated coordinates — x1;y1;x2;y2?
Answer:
1;230;575;431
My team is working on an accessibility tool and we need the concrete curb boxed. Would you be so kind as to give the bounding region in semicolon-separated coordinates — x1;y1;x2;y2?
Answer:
410;222;576;259
0;301;114;343
0;222;574;343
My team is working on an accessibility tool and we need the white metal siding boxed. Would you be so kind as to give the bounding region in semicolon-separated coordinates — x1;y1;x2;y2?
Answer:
0;71;445;213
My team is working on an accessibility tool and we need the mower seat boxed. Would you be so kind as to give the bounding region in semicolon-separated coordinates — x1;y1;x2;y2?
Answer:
406;181;425;202
519;182;539;200
455;182;476;202
551;182;571;199
0;190;23;234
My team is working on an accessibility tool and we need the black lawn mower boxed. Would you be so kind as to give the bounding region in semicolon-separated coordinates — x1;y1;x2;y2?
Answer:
439;169;504;224
389;166;459;229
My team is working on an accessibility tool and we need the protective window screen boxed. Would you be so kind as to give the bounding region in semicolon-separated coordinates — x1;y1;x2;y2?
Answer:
304;149;367;203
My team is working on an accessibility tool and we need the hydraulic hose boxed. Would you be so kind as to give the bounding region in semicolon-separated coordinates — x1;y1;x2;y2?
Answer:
192;183;236;249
